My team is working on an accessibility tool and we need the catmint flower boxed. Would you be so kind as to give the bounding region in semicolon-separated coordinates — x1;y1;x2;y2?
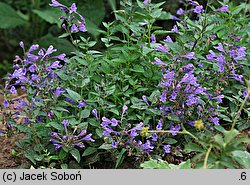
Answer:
69;3;77;14
177;8;184;15
151;133;158;141
156;44;170;53
231;70;244;83
53;53;66;62
142;95;149;106
10;86;17;94
193;5;204;14
213;43;225;53
28;64;37;73
151;57;167;66
216;53;225;73
229;46;246;60
143;0;152;6
210;117;219;125
111;118;118;126
156;119;163;130
28;44;39;52
163;144;171;154
212;94;224;103
170;91;177;100
141;140;154;153
122;105;128;115
78;22;87;32
186;94;199;106
171;25;178;32
65;97;76;104
163;36;173;43
170;124;181;136
80;133;95;142
112;140;118;148
77;100;87;108
92;109;98;119
49;0;65;7
54;87;65;97
151;34;156;43
206;50;217;61
160;92;167;102
71;24;78;32
182;52;196;60
24;118;30;124
215;5;230;13
62;119;69;133
3;100;10;108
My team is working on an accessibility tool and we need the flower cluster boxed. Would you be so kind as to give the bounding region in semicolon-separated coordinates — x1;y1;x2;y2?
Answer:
50;119;95;150
49;0;87;33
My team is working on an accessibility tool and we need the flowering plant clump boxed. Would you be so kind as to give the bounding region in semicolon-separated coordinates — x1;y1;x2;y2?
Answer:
1;0;249;169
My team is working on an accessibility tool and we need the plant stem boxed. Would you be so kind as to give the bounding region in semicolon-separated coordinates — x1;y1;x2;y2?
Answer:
230;80;250;131
202;144;213;169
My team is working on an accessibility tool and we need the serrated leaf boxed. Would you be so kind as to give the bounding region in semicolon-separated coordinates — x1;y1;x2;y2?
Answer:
232;151;250;169
70;148;81;163
167;114;181;122
184;143;205;153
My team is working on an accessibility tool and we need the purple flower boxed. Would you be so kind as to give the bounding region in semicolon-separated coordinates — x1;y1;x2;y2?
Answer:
142;95;149;106
78;22;87;32
160;92;167;102
112;140;118;148
170;91;177;100
65;97;76;104
229;46;246;60
122;105;128;115
193;5;204;14
142;140;154;152
51;132;60;138
212;95;224;103
206;50;217;61
54;144;62;150
215;5;230;13
171;25;178;32
182;52;196;60
213;43;225;53
216;53;225;73
10;86;17;94
163;70;175;79
151;133;158;141
156;44;170;53
111;118;118;126
170;124;181;136
54;87;65;97
163;144;171;154
69;3;77;14
143;0;152;6
71;24;78;32
210;117;219;125
28;44;39;52
81;133;95;142
24;118;30;124
46;61;61;71
49;0;65;7
77;100;87;108
62;119;68;134
156;119;163;130
130;129;139;137
3;100;10;108
92;109;98;119
151;57;167;66
186;94;199;106
28;64;37;73
52;53;66;62
163;36;173;43
151;34;156;43
231;70;244;83
177;8;184;15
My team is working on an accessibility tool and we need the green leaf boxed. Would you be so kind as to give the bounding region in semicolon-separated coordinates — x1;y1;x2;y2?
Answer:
33;8;64;26
80;109;91;119
167;114;181;122
184;143;205;153
60;164;68;169
24;149;36;164
66;88;82;102
59;149;68;159
98;144;113;150
82;147;98;157
178;159;191;169
0;2;26;29
46;122;64;131
108;0;116;11
70;148;81;163
130;65;145;73
140;159;170;169
232;151;250;169
115;148;126;168
224;129;239;144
